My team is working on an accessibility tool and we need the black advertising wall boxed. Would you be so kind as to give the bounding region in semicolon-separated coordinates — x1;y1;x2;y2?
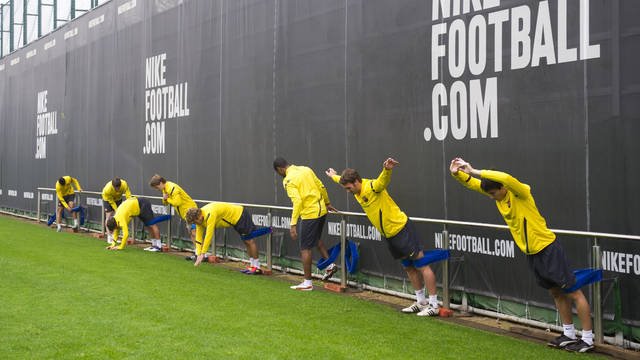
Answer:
0;0;639;327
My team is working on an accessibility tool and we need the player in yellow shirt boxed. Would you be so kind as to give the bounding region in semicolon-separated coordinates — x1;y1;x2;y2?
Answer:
55;176;82;232
149;175;198;256
105;197;162;251
101;177;132;245
273;157;338;291
450;158;594;353
326;158;439;316
185;203;271;272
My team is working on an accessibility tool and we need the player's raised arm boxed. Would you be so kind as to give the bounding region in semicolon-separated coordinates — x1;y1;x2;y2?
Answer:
450;158;484;195
371;157;398;193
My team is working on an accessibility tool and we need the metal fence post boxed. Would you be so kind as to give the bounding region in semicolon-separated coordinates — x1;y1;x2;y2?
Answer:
212;230;216;259
131;219;135;244
167;215;172;250
223;228;228;260
442;228;450;309
101;200;105;236
340;216;347;288
592;237;603;344
77;192;83;231
37;189;41;223
266;208;272;272
22;0;27;46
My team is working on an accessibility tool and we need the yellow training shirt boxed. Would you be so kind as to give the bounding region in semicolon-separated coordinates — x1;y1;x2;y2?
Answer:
101;179;132;211
283;165;330;225
111;197;141;250
163;181;197;220
452;170;556;255
55;175;82;209
332;168;407;238
194;202;244;256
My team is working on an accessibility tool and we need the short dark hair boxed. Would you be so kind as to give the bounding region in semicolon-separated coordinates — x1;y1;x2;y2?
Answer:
339;168;361;185
106;217;117;231
149;174;166;187
112;177;122;189
58;177;66;185
481;178;503;192
273;157;289;170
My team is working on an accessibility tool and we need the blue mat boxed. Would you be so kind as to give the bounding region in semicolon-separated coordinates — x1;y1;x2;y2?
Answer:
241;226;272;241
317;241;359;274
402;249;450;268
564;268;603;293
47;205;85;226
145;214;172;226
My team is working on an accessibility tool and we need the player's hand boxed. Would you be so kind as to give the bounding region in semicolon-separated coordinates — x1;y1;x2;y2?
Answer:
107;245;120;250
194;254;205;267
290;225;298;241
449;158;463;174
163;193;169;200
383;158;399;170
326;204;338;213
325;168;337;178
456;158;474;174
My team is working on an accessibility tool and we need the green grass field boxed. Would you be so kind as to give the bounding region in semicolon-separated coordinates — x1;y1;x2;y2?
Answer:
0;215;601;359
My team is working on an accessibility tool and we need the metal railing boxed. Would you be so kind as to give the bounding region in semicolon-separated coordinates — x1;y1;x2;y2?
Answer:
31;187;640;346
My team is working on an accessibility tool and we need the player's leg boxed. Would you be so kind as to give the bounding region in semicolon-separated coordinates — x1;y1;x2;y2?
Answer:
301;249;313;279
317;238;337;281
104;201;116;244
138;198;162;251
399;261;428;314
234;209;261;271
386;220;437;315
145;224;161;241
405;250;439;316
401;259;438;316
105;211;114;243
185;223;200;261
411;251;439;314
290;218;320;291
311;216;337;281
563;289;594;352
66;197;79;231
532;241;592;351
55;201;64;232
242;239;262;274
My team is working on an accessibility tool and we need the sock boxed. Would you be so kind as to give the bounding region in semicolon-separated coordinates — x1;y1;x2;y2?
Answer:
428;295;439;308
250;258;260;268
74;219;78;226
107;235;114;244
563;324;576;339
415;289;426;305
581;329;593;345
152;239;160;248
303;279;313;287
57;224;61;230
